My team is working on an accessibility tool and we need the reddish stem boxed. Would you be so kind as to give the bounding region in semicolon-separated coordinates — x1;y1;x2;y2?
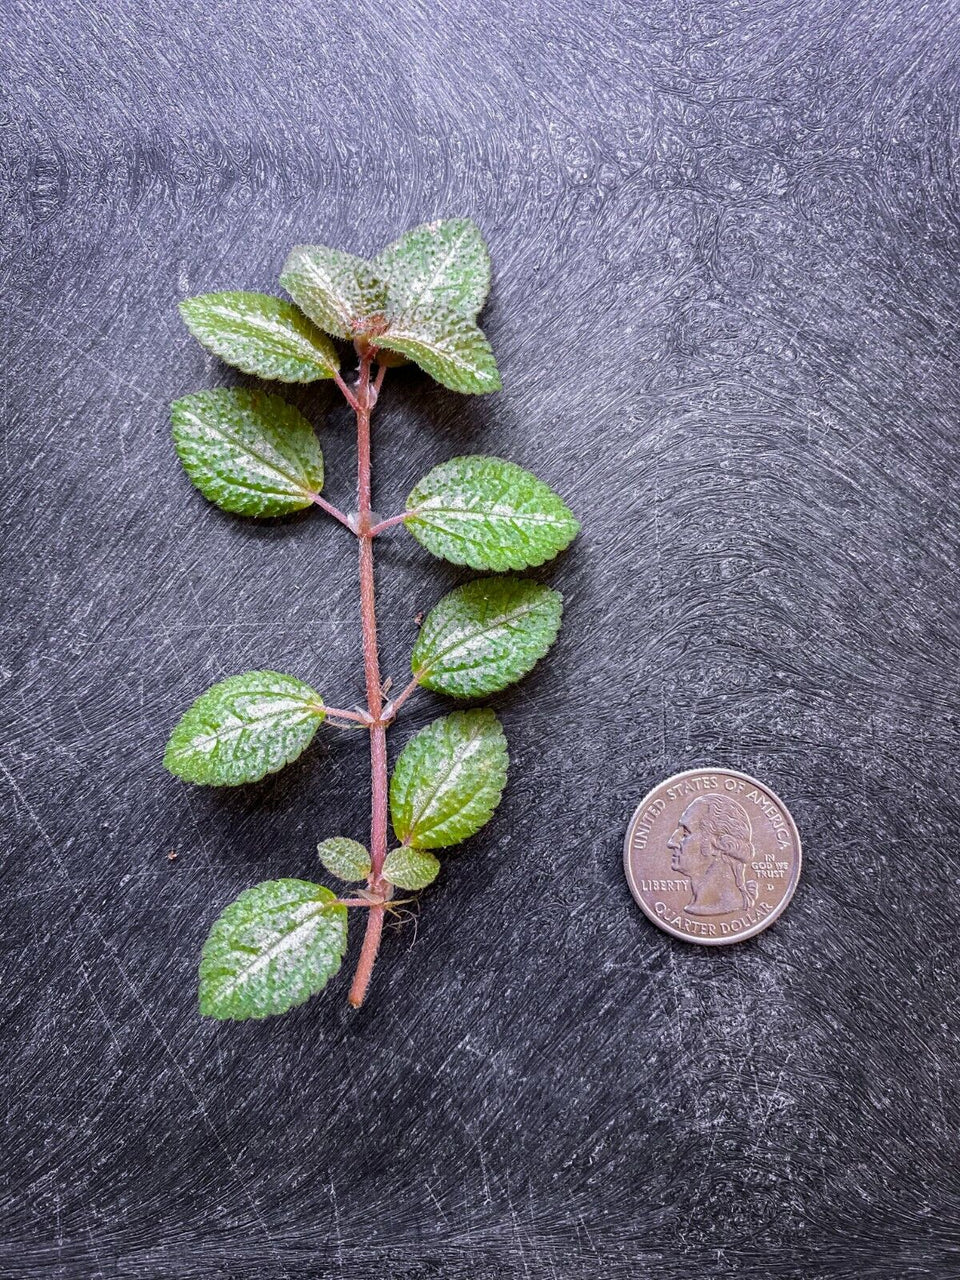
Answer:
310;493;353;531
333;370;360;411
348;355;390;1009
383;674;421;721
347;903;385;1008
368;511;413;537
323;706;370;725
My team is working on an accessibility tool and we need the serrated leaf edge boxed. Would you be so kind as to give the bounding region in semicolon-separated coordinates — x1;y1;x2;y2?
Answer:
376;317;501;394
318;837;372;883
178;292;340;382
163;673;327;786
170;392;324;506
396;711;508;849
280;246;387;340
413;587;563;683
199;881;347;1020
379;219;490;318
406;507;580;571
382;847;441;889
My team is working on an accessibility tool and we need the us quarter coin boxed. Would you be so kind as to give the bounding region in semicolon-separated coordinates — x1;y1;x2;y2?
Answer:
623;768;802;945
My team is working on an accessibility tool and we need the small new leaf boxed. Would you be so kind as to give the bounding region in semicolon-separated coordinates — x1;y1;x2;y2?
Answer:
318;837;371;883
171;389;323;517
412;577;563;698
382;848;440;890
164;671;326;786
199;879;347;1020
280;245;387;340
406;455;580;570
179;292;340;382
390;709;508;849
376;308;501;395
376;218;491;319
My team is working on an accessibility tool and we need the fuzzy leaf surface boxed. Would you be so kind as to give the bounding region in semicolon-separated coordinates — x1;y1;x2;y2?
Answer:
171;389;323;517
382;848;441;890
318;837;371;883
179;292;340;382
199;879;347;1020
280;245;387;340
164;671;325;786
376;218;491;319
376;308;500;395
406;455;580;570
390;709;508;849
412;577;563;698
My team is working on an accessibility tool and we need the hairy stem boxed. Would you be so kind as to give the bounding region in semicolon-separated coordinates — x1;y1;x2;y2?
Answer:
383;674;421;721
323;706;371;725
348;903;384;1009
333;369;360;412
368;511;412;537
348;352;389;1009
310;493;353;530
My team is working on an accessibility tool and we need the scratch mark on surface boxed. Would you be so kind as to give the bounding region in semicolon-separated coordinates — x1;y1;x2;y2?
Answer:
0;758;292;1278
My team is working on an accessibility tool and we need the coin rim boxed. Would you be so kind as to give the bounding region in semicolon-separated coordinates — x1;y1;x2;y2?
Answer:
623;767;803;946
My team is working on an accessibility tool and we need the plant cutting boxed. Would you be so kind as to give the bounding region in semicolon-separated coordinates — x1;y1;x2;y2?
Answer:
164;219;579;1018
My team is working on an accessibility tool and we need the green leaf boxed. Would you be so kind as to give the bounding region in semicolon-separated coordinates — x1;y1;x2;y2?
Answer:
406;455;580;571
179;292;340;382
390;709;508;849
411;577;563;698
164;671;325;786
171;389;324;517
376;218;491;319
280;245;387;340
318;837;371;883
382;847;440;890
376;308;501;395
199;879;347;1020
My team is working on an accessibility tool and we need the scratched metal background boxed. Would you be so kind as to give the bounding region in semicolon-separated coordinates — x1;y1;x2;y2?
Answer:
2;1;959;1276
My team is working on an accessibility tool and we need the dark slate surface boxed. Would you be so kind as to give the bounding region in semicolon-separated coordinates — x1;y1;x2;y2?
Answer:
2;2;959;1277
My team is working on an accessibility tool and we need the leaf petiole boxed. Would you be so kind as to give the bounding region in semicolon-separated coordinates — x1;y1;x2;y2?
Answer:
370;362;388;402
367;511;414;536
381;674;421;723
310;492;354;530
323;706;373;726
333;369;361;411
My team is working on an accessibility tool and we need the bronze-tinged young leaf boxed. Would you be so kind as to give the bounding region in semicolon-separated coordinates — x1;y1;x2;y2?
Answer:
280;245;387;340
390;709;508;850
406;455;580;570
412;577;563;698
375;218;491;319
171;389;323;517
375;308;501;395
164;671;326;786
382;847;440;890
179;292;340;382
318;837;371;883
199;879;347;1020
